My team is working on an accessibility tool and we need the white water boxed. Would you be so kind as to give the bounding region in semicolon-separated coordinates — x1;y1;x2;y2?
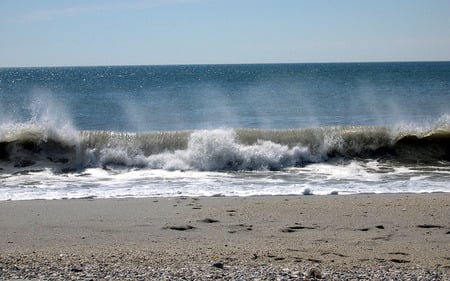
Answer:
1;159;449;201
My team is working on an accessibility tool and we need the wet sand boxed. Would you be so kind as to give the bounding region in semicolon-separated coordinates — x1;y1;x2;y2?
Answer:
0;193;449;280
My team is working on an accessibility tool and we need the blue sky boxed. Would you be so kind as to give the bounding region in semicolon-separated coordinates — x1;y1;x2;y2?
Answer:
1;0;449;67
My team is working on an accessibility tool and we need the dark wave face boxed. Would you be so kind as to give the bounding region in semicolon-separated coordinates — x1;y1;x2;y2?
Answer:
1;124;449;173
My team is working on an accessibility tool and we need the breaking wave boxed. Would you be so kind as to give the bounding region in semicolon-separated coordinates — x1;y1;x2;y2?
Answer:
1;120;449;173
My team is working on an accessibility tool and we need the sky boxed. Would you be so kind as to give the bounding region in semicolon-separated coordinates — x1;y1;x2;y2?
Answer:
0;0;449;67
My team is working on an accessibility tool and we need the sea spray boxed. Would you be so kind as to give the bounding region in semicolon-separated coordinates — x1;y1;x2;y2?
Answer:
0;92;81;171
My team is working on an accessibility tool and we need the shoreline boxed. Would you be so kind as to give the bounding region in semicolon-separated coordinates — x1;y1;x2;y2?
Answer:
1;193;449;280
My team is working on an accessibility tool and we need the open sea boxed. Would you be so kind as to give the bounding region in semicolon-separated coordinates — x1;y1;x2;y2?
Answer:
0;62;449;200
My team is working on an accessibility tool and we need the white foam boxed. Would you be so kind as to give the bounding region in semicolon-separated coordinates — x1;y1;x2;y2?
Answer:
1;159;449;200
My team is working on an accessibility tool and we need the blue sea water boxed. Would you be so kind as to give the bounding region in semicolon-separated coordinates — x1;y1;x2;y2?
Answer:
0;62;449;200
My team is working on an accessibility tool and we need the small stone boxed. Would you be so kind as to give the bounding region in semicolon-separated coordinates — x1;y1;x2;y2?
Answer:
71;267;83;273
307;267;322;279
303;188;313;195
212;262;224;269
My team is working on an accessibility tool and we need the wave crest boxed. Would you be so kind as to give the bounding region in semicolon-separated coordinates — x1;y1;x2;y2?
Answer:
1;124;449;173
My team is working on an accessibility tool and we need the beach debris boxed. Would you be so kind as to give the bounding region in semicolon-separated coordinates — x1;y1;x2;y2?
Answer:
375;225;385;229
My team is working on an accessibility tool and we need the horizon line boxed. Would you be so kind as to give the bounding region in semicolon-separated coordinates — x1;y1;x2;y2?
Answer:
1;59;450;69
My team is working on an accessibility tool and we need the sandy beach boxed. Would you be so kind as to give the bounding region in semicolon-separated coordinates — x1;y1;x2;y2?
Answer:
1;193;449;280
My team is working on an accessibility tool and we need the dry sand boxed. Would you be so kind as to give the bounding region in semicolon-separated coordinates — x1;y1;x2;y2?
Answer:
0;193;449;280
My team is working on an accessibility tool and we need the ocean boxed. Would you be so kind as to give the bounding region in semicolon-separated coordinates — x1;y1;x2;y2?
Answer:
0;62;449;200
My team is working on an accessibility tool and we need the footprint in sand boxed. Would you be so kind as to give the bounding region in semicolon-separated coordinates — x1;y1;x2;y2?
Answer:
197;218;219;223
163;225;196;231
280;224;318;233
390;258;410;263
417;224;443;229
356;225;385;231
228;224;253;233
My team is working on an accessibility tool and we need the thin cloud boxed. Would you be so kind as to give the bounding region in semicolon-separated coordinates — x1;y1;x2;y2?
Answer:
23;0;208;22
24;6;112;22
